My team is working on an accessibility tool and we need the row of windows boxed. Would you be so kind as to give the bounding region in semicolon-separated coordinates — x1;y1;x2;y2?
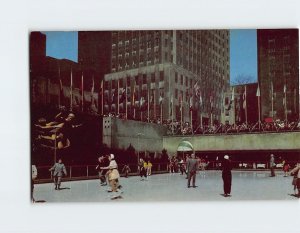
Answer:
105;72;165;88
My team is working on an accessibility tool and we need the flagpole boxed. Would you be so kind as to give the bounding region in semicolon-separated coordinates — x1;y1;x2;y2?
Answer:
125;82;128;119
91;76;95;111
81;72;84;112
284;83;287;122
257;85;261;130
161;102;163;123
70;69;73;111
245;85;248;125
271;81;274;121
154;90;156;119
117;79;120;115
58;66;61;108
147;89;150;122
101;80;104;115
180;97;183;132
191;109;193;135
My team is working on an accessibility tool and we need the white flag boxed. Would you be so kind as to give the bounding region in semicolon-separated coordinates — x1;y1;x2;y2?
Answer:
256;85;260;97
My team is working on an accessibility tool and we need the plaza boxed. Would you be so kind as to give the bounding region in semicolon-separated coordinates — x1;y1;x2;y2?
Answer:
33;170;299;202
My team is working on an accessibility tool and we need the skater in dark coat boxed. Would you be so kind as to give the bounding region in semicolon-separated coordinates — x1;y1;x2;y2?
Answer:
222;155;232;197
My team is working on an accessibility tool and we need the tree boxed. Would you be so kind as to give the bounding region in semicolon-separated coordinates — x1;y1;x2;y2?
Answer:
231;74;256;85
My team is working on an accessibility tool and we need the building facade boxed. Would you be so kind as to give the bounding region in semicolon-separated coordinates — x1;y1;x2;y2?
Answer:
222;83;259;125
257;29;299;122
104;30;230;125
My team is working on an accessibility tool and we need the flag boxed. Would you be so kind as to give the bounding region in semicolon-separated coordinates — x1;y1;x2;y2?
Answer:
189;95;193;111
256;85;260;97
199;91;203;108
59;78;64;106
140;96;145;110
91;77;95;103
169;95;173;117
271;81;274;100
119;88;126;103
210;94;213;113
194;81;201;97
242;86;246;109
159;94;163;105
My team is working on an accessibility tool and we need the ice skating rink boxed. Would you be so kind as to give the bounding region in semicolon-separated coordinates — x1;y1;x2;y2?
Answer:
33;170;299;202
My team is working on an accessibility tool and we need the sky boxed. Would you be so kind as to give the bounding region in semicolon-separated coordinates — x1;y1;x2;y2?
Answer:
43;31;78;62
230;29;258;84
43;30;258;84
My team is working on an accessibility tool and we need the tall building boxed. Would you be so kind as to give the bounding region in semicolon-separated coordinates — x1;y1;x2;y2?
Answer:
103;30;230;125
78;31;112;91
257;29;299;122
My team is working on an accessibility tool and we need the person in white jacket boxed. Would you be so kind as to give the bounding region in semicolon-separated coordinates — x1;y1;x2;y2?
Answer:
101;154;122;199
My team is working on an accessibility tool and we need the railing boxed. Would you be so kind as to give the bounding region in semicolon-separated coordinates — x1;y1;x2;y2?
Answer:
34;160;299;183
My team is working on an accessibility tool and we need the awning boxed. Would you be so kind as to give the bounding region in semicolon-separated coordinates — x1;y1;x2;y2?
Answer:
177;140;193;152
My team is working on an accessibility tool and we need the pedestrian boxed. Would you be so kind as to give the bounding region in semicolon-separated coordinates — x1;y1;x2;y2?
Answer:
31;164;37;202
283;161;290;177
270;154;276;177
179;158;187;175
138;158;147;180
101;154;122;199
95;156;107;186
222;155;232;197
147;159;152;176
186;153;198;188
49;159;67;190
122;164;131;178
290;163;300;197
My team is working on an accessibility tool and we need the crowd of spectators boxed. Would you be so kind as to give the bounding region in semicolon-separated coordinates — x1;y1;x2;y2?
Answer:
165;119;300;136
103;111;300;136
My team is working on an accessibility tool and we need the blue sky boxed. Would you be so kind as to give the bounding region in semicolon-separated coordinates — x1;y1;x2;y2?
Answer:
43;30;258;84
230;29;257;84
43;31;78;62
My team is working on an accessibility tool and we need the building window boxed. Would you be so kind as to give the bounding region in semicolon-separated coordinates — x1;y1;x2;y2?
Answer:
159;71;164;81
127;76;131;86
135;76;139;85
151;73;155;83
143;74;147;84
185;77;188;87
180;75;183;85
175;89;178;99
175;72;178;83
112;80;116;89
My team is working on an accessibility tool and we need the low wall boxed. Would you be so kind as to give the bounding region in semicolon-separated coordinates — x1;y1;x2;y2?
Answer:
163;132;300;154
103;117;167;152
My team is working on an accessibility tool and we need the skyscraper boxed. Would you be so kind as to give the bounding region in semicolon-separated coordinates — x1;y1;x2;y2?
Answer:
103;30;230;125
257;29;299;122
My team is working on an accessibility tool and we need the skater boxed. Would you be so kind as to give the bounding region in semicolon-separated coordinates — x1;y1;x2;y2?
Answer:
101;154;122;199
283;161;290;177
186;153;198;188
290;163;300;197
222;155;232;197
31;164;37;202
121;164;131;178
138;158;147;180
96;156;107;186
270;154;276;177
179;158;187;175
147;160;152;176
49;159;67;190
